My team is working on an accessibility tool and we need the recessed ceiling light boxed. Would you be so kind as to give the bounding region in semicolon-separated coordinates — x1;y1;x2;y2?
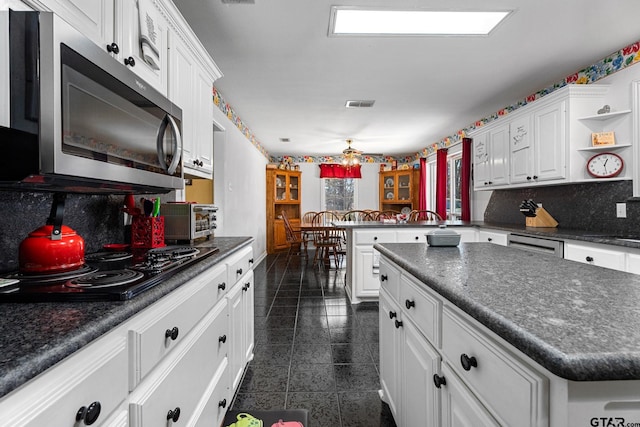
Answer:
329;7;512;36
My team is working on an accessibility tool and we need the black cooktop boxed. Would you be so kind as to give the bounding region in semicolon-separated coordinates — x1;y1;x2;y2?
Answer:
0;246;218;302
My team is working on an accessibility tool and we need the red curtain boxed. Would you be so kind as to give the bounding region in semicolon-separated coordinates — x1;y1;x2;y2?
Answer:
319;163;362;179
418;157;427;211
461;137;472;221
435;148;448;220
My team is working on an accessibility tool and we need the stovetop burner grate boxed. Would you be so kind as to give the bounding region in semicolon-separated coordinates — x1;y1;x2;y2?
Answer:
7;264;97;283
0;245;219;301
67;269;145;289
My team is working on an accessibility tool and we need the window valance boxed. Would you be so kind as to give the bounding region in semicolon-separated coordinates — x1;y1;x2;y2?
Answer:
319;163;362;179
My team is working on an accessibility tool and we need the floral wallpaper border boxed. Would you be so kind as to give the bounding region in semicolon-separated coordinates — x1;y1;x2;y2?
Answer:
213;40;640;164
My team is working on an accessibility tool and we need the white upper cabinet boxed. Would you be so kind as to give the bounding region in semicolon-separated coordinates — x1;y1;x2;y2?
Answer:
37;0;223;105
473;123;509;189
533;100;567;182
471;85;626;190
509;114;534;184
168;32;215;178
39;0;114;48
114;0;168;95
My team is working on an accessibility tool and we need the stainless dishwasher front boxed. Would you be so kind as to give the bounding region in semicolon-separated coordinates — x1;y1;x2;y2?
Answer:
507;233;564;258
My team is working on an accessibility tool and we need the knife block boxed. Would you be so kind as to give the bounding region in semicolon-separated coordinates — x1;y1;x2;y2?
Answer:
525;207;558;228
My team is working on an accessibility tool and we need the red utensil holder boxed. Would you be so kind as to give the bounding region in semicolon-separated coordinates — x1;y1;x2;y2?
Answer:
131;216;165;248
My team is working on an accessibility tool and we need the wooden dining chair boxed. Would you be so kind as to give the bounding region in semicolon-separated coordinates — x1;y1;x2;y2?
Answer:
282;211;307;262
409;210;442;221
310;211;343;268
342;210;373;221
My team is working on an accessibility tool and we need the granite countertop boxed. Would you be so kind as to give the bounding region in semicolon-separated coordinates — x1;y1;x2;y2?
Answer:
334;220;640;250
375;242;640;381
0;236;252;399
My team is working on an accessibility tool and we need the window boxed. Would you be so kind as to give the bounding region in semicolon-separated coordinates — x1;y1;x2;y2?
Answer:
447;153;462;220
323;178;356;213
426;149;462;220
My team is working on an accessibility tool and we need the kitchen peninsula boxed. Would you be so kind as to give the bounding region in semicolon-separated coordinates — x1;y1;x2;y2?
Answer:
376;242;640;427
337;220;640;304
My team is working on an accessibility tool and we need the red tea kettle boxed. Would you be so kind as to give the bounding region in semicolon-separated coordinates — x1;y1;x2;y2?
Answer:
19;193;85;274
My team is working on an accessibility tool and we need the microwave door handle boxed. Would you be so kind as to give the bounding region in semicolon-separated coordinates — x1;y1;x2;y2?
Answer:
156;114;182;175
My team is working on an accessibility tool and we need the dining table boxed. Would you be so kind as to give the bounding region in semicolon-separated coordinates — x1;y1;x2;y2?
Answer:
297;221;345;267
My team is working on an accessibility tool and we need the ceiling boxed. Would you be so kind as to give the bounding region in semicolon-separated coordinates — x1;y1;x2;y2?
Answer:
172;0;640;158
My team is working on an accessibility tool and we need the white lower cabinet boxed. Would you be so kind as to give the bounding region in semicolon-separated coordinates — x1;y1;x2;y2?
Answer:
564;240;627;271
228;269;255;392
380;261;440;427
440;363;499;427
0;334;128;427
477;229;508;246
401;316;441;427
379;256;548;427
128;301;228;426
442;306;547;427
379;289;401;420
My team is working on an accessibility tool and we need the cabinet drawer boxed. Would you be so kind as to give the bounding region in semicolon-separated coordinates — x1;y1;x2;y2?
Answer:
399;274;441;347
4;335;128;427
396;229;428;243
128;265;225;387
355;230;396;245
379;257;401;301
192;360;230;427
442;307;547;427
477;230;508;246
228;246;254;284
129;304;228;427
564;241;625;271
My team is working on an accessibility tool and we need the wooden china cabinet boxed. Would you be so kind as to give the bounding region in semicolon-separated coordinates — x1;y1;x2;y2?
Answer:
266;168;302;254
379;169;420;213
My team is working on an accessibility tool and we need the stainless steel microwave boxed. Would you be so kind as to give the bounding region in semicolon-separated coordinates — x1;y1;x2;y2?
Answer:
1;11;183;194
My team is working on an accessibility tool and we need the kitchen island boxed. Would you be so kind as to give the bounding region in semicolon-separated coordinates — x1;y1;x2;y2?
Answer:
0;236;254;426
376;242;640;426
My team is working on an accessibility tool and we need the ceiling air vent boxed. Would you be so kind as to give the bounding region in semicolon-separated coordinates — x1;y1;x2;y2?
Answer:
279;138;290;143
221;0;255;4
345;100;375;108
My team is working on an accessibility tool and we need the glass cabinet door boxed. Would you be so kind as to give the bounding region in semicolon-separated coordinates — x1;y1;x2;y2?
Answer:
276;173;287;201
289;174;299;201
397;172;411;201
383;175;395;201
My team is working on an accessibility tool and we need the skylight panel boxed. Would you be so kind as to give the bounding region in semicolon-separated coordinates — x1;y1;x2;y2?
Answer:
330;8;511;36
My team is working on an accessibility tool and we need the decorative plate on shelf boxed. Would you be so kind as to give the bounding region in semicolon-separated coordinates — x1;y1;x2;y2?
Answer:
385;178;394;187
386;192;394;200
400;164;410;170
401;207;412;215
276;177;282;186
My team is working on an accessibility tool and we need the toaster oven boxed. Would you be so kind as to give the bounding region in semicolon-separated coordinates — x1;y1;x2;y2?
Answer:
162;204;217;243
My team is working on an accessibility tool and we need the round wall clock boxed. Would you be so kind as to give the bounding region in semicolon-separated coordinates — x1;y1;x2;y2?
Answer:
586;152;624;178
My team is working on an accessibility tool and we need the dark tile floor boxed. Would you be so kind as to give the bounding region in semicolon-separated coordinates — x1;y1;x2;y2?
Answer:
230;252;397;427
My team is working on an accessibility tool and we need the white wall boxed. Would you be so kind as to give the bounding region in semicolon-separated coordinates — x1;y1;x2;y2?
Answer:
212;107;268;260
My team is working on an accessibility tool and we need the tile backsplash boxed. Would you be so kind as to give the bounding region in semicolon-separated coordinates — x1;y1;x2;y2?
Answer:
0;192;124;273
484;180;640;235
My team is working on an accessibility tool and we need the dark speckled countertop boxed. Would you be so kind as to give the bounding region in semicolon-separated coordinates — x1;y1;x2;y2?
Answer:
0;237;252;399
375;242;640;382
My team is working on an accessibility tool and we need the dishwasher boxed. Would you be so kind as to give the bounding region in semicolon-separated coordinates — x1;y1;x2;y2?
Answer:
507;233;564;258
